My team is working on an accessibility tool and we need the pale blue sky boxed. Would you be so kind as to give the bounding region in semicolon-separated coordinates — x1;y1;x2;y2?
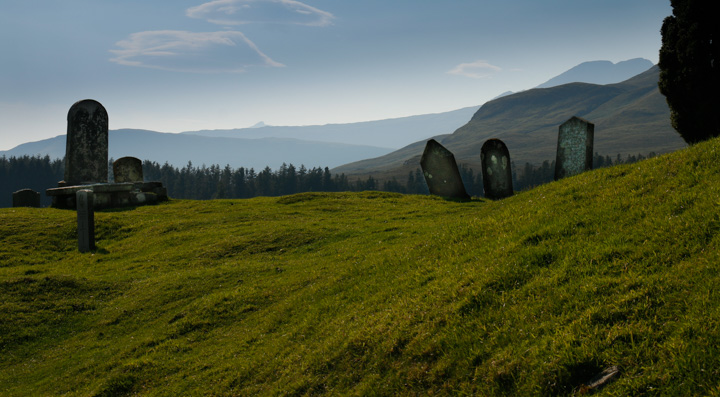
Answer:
0;0;671;150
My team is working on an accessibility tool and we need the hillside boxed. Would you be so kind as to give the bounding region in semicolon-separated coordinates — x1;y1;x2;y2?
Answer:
334;65;687;182
0;129;393;171
2;137;720;395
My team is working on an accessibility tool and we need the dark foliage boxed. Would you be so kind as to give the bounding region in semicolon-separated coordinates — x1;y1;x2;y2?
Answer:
0;155;64;207
0;152;658;207
658;0;720;143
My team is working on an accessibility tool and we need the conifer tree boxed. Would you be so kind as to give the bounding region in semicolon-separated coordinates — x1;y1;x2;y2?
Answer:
658;0;720;143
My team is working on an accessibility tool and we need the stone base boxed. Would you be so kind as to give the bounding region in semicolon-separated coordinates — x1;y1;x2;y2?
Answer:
46;181;168;210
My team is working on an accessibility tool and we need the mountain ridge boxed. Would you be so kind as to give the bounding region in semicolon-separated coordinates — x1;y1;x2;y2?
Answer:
0;130;393;171
333;65;686;181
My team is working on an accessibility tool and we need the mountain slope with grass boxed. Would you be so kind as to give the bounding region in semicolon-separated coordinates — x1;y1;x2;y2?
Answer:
334;65;687;182
2;137;720;395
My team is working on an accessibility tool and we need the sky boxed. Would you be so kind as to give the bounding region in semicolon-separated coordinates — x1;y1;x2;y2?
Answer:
0;0;672;150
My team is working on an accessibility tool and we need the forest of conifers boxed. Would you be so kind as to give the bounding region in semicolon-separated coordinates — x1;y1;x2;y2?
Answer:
0;152;655;207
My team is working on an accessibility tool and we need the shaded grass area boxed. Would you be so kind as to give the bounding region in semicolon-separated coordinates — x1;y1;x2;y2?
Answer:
2;139;720;395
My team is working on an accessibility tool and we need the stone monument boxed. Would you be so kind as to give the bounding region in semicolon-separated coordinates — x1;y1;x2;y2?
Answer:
555;116;594;180
12;188;41;208
480;139;514;200
76;190;95;253
62;99;109;186
420;139;470;201
46;100;168;210
113;157;144;183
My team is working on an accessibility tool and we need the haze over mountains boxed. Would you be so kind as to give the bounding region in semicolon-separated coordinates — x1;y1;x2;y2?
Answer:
1;58;681;173
1;132;393;171
334;64;686;181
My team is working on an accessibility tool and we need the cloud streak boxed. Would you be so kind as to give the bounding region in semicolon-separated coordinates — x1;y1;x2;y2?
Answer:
187;0;335;27
109;30;284;73
447;60;502;79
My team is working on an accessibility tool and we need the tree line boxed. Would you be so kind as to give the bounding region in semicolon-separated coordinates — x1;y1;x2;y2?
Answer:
1;152;656;207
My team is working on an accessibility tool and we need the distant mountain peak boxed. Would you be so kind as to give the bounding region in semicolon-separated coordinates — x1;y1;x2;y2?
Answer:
535;58;654;89
250;121;268;128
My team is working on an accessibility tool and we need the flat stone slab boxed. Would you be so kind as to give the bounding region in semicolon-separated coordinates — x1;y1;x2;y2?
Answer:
47;182;168;210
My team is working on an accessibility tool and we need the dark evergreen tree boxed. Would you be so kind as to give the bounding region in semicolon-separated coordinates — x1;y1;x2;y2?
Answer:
658;0;720;143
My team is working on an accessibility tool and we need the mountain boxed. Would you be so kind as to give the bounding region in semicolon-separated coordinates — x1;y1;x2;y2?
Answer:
0;130;393;171
180;106;479;149
333;65;687;181
536;58;654;88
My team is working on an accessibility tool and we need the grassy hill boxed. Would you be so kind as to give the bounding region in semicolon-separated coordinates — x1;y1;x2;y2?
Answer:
334;66;687;183
2;137;720;395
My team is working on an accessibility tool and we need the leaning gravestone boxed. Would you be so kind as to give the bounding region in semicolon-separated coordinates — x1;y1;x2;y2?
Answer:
76;189;95;253
481;139;514;200
113;157;144;183
420;139;470;201
62;99;109;186
12;188;41;208
555;116;594;180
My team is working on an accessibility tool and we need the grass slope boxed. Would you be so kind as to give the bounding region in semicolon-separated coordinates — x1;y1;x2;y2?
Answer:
2;138;720;395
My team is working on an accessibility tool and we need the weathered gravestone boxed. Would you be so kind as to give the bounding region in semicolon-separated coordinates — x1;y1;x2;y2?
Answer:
62;99;109;186
420;139;470;201
481;139;514;200
555;116;594;180
76;189;95;253
12;188;41;208
113;157;143;183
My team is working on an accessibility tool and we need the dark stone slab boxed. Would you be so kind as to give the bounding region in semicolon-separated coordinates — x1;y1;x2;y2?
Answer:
12;188;41;208
62;99;109;186
113;156;143;183
481;139;514;200
46;182;168;210
555;116;594;180
420;139;470;201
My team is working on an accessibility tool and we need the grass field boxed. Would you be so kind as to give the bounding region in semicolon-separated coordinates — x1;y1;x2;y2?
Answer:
2;137;720;395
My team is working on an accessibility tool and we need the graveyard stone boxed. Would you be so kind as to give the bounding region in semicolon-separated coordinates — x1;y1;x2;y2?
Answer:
420;139;470;201
481;139;514;200
76;189;95;253
12;188;41;208
63;99;109;186
113;156;144;183
555;116;594;180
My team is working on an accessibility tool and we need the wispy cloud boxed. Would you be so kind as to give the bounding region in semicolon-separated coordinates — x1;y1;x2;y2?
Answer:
186;0;334;27
447;60;502;79
109;30;284;73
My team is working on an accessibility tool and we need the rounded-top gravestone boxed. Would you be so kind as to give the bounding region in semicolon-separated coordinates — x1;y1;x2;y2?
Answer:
113;156;144;183
12;188;41;208
480;138;514;200
555;116;594;180
63;99;109;186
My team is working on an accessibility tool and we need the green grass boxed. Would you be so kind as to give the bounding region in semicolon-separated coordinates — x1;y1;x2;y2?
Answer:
2;138;720;395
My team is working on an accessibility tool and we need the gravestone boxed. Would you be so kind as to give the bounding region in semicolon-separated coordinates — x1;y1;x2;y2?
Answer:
555;116;594;180
113;157;143;183
12;188;41;208
480;139;514;200
63;99;109;186
420;139;470;201
76;189;95;253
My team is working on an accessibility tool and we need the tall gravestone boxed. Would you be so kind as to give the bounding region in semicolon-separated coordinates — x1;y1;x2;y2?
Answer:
63;99;109;186
113;157;144;183
13;188;41;208
76;189;95;253
481;139;514;200
555;116;594;180
420;139;470;201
